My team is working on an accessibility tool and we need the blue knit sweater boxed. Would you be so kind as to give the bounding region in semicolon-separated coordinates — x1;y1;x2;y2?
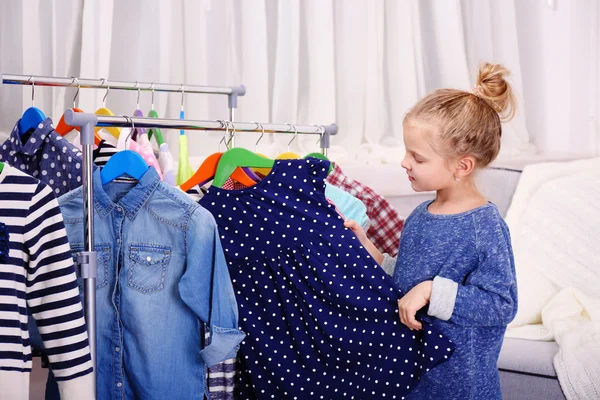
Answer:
381;200;518;399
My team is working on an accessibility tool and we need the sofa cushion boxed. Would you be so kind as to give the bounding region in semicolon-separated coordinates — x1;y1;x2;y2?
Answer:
498;338;559;378
476;167;522;217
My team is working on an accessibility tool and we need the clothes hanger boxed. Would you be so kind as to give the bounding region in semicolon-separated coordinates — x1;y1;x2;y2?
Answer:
146;82;165;146
276;124;301;159
252;124;302;174
18;76;46;136
304;127;334;173
94;79;122;138
251;123;273;176
304;126;329;159
225;122;262;182
180;153;259;191
100;116;149;184
177;84;196;184
55;78;103;145
180;122;259;191
214;148;274;188
131;82;146;140
255;125;301;177
213;122;275;188
179;84;186;137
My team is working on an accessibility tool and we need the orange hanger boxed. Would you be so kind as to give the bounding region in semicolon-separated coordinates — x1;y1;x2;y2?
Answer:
180;152;257;192
55;107;83;134
55;108;103;146
55;81;102;145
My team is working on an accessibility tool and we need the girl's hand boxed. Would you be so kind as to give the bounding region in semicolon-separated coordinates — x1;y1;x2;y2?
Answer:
344;219;368;244
344;219;385;265
397;281;433;330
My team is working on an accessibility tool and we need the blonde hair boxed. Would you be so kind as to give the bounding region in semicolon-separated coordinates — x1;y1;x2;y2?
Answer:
404;62;516;168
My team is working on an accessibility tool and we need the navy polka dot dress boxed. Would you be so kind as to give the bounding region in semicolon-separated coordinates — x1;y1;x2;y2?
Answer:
200;159;455;400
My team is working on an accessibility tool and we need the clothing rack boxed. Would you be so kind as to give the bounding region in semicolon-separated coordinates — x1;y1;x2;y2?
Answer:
2;73;246;396
66;111;338;156
3;72;336;397
64;110;336;395
1;73;246;123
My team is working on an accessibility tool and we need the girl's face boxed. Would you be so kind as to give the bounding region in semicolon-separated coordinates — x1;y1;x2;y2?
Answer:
400;121;456;192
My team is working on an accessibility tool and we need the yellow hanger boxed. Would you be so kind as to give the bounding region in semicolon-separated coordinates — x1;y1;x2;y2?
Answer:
255;125;301;174
277;125;300;159
276;151;301;159
93;79;122;138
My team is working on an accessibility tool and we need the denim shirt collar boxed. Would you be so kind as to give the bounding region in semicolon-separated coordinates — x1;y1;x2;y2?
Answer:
93;167;161;220
9;117;54;156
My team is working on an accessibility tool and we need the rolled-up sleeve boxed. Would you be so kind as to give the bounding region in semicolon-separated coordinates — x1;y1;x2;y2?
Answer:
179;207;245;367
380;253;397;277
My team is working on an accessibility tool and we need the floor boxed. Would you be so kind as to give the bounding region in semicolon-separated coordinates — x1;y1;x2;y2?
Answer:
29;357;48;400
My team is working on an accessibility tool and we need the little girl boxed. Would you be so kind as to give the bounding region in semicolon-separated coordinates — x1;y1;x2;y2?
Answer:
345;62;518;399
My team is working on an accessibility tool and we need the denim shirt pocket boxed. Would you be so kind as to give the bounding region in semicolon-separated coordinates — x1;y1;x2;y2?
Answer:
127;243;172;294
71;243;111;290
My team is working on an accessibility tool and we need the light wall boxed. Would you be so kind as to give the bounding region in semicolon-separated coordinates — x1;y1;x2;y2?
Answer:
0;0;598;162
516;0;599;156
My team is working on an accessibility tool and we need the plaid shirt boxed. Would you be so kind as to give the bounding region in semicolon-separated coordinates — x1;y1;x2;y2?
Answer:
222;177;247;190
326;164;404;256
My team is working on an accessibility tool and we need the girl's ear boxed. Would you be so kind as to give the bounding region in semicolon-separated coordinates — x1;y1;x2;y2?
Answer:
456;156;476;178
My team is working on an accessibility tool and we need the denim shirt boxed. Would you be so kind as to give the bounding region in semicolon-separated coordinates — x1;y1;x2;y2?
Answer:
58;168;245;400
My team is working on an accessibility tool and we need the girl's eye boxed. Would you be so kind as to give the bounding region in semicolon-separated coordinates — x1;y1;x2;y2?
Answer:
415;159;424;164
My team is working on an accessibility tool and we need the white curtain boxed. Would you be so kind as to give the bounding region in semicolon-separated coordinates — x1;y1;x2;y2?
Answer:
0;0;554;167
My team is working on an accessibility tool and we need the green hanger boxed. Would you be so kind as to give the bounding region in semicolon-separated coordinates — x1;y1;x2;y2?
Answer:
214;148;274;188
147;84;165;145
147;110;165;145
304;152;334;174
0;162;4;174
305;152;328;161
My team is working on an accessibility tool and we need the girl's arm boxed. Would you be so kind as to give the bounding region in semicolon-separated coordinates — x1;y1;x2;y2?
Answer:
344;220;398;275
428;216;518;327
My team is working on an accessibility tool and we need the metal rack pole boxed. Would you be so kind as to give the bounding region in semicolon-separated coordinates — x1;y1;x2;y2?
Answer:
87;114;338;138
3;73;247;149
2;74;246;96
67;112;100;397
226;86;246;148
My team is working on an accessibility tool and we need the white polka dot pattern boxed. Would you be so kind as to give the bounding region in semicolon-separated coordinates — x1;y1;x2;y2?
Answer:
200;159;455;399
0;118;88;196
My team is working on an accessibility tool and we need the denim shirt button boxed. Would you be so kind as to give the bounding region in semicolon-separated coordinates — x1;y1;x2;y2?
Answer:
116;206;123;213
115;347;121;352
117;382;123;388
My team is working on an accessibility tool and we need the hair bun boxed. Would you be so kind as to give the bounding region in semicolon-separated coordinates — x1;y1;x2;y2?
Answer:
475;62;516;122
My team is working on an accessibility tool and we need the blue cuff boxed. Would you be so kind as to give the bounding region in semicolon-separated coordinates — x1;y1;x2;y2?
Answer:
200;325;245;367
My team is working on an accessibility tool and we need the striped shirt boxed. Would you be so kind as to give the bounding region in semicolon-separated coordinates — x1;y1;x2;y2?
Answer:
0;165;94;400
92;140;118;167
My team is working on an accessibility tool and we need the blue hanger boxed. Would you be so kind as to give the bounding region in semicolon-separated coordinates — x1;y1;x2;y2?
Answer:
100;150;150;185
100;117;150;184
18;77;46;136
180;85;185;136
